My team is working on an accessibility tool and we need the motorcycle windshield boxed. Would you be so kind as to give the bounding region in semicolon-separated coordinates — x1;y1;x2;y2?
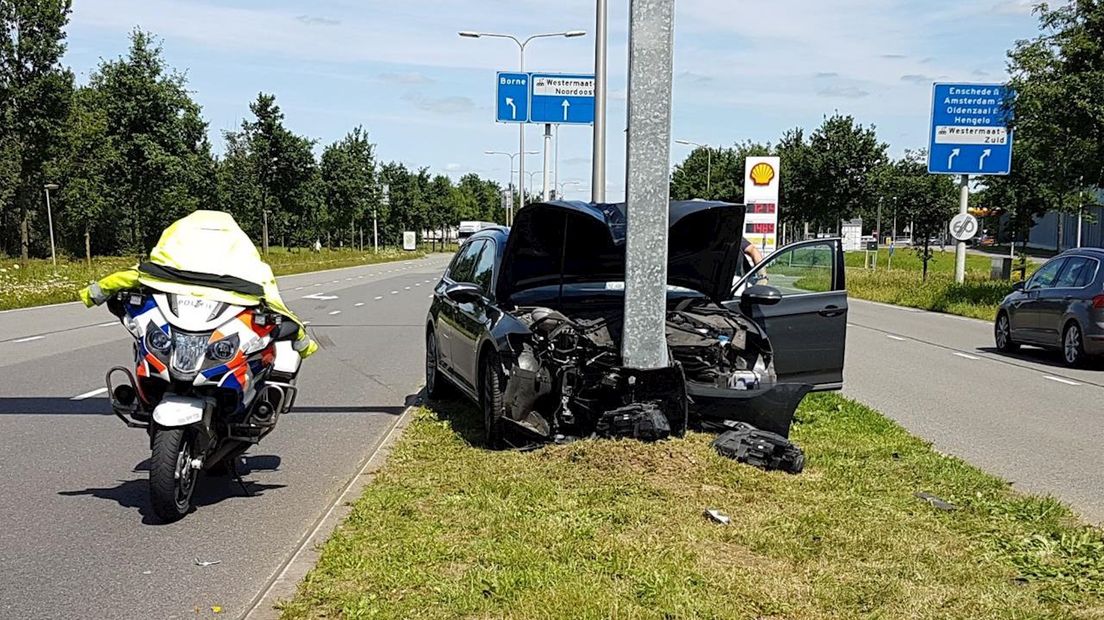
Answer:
171;332;210;378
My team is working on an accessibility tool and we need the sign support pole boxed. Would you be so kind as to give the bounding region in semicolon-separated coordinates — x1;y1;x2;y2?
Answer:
591;0;608;203
955;174;969;284
621;0;674;370
543;123;552;201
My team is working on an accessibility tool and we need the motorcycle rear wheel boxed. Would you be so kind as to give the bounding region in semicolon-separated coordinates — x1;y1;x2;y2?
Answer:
149;427;199;522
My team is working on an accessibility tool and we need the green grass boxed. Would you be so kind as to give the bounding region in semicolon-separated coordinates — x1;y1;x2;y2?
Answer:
843;249;1031;321
0;246;446;311
280;395;1104;620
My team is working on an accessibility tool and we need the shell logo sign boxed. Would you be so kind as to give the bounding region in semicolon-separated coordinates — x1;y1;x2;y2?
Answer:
743;156;781;255
749;161;775;186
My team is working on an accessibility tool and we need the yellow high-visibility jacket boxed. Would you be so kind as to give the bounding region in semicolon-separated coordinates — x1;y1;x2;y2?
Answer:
79;210;317;358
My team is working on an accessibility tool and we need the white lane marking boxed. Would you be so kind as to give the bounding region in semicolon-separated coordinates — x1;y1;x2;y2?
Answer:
885;334;907;342
357;275;364;279
312;283;321;287
424;279;431;283
98;321;117;328
374;296;383;300
404;286;411;290
329;310;342;316
953;352;980;360
345;278;353;281
354;302;365;307
1044;376;1081;386
390;290;398;295
302;293;339;301
331;280;340;284
293;286;303;291
303;321;312;325
71;387;108;401
414;283;421;287
13;336;44;343
428;294;434;299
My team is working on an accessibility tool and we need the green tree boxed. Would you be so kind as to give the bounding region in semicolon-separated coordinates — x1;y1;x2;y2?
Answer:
670;141;770;203
0;0;74;259
320;126;377;247
804;114;888;232
881;150;957;280
77;30;215;254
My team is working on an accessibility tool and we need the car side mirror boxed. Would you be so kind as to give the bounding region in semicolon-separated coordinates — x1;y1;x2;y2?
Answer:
1012;281;1024;292
741;284;783;307
445;282;483;304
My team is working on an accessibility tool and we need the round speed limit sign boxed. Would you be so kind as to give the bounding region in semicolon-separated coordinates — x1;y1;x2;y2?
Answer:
949;213;979;242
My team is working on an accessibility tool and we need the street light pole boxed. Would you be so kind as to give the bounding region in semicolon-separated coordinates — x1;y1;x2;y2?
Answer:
485;150;536;225
460;29;586;212
262;209;270;255
592;0;608;203
44;183;59;270
675;139;711;197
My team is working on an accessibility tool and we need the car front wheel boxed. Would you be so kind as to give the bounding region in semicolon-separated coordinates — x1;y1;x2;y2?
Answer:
1063;322;1086;367
480;352;505;449
425;328;447;400
994;312;1019;353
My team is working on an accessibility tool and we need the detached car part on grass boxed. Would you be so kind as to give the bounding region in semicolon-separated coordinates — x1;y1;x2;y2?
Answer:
427;200;847;447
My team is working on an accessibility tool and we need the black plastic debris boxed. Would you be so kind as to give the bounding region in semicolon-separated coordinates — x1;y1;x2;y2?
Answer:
596;402;672;442
914;492;958;511
711;421;805;474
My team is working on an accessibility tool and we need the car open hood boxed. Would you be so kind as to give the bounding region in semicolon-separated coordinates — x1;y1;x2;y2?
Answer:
496;200;746;304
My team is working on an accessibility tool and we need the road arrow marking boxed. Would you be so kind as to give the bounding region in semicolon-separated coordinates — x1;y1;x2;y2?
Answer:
561;99;570;121
979;148;991;169
71;387;108;401
302;293;339;301
506;97;517;119
947;148;960;168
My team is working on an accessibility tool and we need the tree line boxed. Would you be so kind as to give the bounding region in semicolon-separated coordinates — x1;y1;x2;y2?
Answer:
1;3;506;260
670;0;1104;258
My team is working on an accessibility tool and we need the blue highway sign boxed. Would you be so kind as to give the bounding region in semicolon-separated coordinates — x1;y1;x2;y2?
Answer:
496;72;529;124
927;83;1013;176
529;73;595;125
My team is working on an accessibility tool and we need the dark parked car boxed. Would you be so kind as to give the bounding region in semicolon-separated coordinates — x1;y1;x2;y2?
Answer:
995;247;1104;367
425;200;848;447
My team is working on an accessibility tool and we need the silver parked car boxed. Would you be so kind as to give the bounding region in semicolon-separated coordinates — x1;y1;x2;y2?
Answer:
994;248;1104;366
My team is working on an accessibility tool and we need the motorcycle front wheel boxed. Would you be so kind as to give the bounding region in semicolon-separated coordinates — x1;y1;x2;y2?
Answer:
149;427;199;522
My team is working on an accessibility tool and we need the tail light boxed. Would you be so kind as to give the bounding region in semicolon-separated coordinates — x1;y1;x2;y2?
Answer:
1092;295;1104;309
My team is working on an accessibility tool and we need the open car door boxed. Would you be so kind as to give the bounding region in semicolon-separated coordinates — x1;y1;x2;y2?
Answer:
726;238;847;391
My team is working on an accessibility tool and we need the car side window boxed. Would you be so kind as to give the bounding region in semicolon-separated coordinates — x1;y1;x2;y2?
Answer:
1076;259;1099;287
1026;258;1066;290
448;240;484;283
739;241;836;296
1054;257;1092;288
471;241;496;296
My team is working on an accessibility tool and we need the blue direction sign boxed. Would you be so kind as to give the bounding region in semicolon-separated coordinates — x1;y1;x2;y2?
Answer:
928;82;1013;176
496;72;529;124
529;73;595;125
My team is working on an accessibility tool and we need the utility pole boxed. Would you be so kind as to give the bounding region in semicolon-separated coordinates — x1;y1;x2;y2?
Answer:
43;184;59;270
377;183;389;254
621;0;675;370
542;124;553;201
591;0;608;203
876;197;883;247
262;209;270;255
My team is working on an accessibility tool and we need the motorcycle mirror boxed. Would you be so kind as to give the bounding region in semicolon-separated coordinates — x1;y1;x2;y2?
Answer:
274;320;300;341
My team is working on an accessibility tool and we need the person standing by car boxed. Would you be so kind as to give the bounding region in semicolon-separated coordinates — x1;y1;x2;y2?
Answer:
740;237;764;276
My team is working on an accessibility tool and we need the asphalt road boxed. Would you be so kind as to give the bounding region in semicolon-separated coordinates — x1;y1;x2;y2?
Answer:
0;254;452;620
844;298;1104;523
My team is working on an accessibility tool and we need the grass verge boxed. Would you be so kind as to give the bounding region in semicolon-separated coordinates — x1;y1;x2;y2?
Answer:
843;249;1027;321
0;246;442;311
280;394;1104;620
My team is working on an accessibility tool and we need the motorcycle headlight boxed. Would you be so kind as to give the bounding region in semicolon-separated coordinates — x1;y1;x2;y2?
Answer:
146;327;171;353
171;332;210;376
206;334;240;362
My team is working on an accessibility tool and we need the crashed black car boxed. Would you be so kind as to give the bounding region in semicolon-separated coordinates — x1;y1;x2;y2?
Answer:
425;200;847;447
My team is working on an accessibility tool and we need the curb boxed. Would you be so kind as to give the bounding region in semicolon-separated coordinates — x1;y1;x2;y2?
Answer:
242;402;418;619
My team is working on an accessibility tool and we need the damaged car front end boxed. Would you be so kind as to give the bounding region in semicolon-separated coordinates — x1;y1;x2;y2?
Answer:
427;200;841;448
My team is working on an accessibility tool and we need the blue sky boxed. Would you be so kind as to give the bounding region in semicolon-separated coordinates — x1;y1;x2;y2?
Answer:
65;0;1039;201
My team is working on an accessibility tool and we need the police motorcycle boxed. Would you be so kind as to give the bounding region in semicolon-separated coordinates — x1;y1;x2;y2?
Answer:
102;288;302;522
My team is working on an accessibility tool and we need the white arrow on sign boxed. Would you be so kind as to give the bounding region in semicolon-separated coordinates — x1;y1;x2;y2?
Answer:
978;148;991;169
947;148;960;169
302;293;338;301
505;98;517;119
561;99;570;121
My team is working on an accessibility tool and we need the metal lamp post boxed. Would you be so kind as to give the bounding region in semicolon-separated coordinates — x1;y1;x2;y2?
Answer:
557;180;580;199
675;139;711;197
43;183;59;269
459;29;586;213
485;150;536;226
